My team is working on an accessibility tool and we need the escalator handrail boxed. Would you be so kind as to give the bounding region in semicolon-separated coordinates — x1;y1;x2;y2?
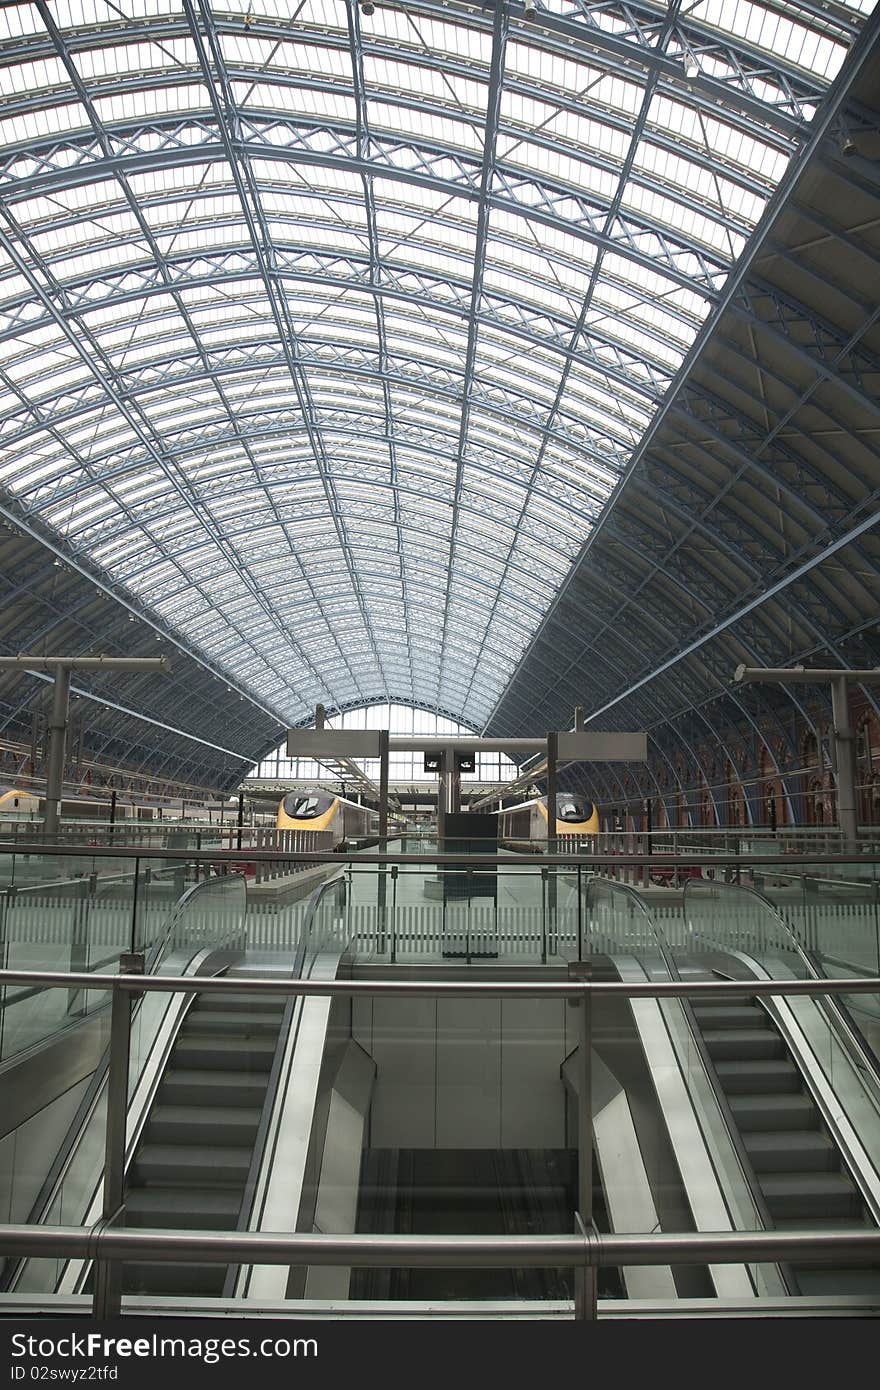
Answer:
585;874;796;1295
144;869;247;973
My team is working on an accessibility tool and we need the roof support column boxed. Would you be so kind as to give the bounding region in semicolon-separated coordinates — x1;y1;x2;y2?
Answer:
734;665;880;853
44;664;70;837
0;656;170;835
378;728;389;843
831;677;858;852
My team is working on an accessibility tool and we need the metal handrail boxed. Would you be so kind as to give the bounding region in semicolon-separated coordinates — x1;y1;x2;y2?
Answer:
0;1222;878;1280
0;840;877;868
4;964;880;1318
2;968;878;1001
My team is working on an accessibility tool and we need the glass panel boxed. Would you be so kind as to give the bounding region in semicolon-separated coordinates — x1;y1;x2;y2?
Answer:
0;849;138;1063
10;867;248;1298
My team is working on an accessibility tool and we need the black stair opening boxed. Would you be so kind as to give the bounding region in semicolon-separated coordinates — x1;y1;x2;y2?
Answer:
350;1147;623;1302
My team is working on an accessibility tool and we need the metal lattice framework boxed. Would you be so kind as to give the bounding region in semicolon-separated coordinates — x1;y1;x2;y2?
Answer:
0;0;875;747
486;29;880;823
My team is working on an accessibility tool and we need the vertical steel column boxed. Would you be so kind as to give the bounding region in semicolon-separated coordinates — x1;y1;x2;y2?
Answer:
546;732;558;953
545;731;558;855
44;665;71;836
437;747;449;847
237;791;244;851
377;730;390;953
577;862;583;958
572;965;596;1319
378;729;390;843
832;677;858;851
92;955;141;1318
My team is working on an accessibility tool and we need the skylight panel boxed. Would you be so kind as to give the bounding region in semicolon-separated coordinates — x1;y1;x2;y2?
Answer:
0;0;866;726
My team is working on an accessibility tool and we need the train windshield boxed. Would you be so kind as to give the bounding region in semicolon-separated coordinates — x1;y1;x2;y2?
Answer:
291;796;321;818
557;799;583;821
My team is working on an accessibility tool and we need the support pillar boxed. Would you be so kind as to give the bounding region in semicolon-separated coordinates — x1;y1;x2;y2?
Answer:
436;748;450;847
378;728;389;842
44;665;70;837
545;730;558;854
546;731;558;953
831;677;858;852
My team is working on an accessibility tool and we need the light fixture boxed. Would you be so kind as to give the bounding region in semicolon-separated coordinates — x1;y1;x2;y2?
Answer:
838;124;856;157
360;1;374;14
523;0;537;16
682;51;699;78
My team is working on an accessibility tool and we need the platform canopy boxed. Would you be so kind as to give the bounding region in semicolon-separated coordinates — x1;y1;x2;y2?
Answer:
0;0;874;740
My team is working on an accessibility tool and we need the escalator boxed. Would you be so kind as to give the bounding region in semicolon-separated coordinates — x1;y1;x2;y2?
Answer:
682;877;880;1299
120;967;289;1295
691;991;880;1296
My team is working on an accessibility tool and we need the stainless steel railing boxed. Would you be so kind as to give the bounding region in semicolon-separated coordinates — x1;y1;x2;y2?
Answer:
2;964;880;1319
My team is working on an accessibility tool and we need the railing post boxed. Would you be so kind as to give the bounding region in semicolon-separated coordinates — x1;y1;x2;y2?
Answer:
577;862;583;959
541;866;547;964
68;877;90;1016
390;863;398;964
92;953;142;1318
571;963;596;1320
129;857;140;954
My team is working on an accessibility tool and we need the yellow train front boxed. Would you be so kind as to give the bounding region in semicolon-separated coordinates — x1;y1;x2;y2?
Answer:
277;791;377;847
497;792;599;848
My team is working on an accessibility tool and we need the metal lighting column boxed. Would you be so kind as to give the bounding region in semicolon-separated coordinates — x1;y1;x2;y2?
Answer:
92;955;142;1317
44;665;70;837
572;964;596;1319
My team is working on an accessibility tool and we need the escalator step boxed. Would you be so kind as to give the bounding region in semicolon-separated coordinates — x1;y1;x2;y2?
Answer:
184;1011;284;1037
172;1036;277;1070
793;1268;880;1295
761;1171;863;1219
125;1187;243;1228
691;1003;767;1028
729;1094;817;1130
122;1262;226;1296
159;1068;268;1106
701;1028;784;1061
131;1143;252;1185
147;1105;262;1146
192;993;286;1015
715;1059;801;1093
743;1130;837;1173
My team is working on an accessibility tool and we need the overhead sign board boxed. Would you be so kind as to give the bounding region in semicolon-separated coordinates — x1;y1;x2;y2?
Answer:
286;729;384;758
557;732;648;762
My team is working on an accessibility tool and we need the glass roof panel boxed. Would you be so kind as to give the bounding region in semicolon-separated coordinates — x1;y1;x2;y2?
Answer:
0;0;869;729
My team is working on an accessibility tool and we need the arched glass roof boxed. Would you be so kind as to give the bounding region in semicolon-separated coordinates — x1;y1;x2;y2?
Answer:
0;0;872;730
